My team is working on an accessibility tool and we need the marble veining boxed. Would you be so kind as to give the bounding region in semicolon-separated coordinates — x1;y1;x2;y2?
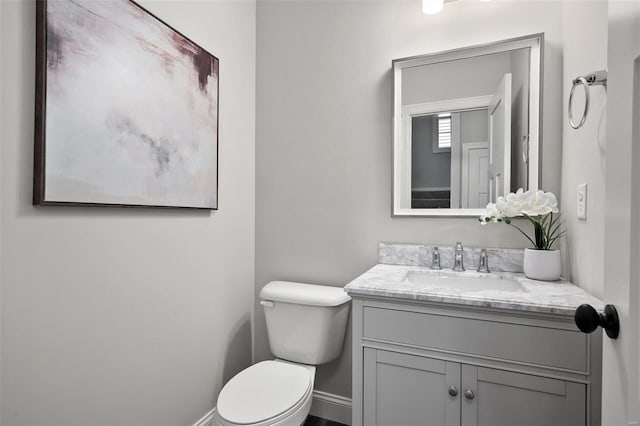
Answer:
345;263;605;316
379;242;525;273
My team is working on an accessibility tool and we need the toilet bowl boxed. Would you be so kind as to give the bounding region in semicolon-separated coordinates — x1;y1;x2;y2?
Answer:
213;281;351;426
213;360;315;426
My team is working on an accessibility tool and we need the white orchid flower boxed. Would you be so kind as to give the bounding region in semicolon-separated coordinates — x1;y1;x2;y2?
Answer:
480;202;502;224
479;189;565;250
498;194;520;217
522;190;560;217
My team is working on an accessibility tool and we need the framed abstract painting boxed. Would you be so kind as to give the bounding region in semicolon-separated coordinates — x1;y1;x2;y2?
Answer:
34;0;219;209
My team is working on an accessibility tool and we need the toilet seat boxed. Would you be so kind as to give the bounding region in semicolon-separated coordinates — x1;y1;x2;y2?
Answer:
216;360;314;425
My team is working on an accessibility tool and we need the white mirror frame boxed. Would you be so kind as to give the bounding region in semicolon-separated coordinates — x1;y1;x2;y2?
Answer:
392;33;543;217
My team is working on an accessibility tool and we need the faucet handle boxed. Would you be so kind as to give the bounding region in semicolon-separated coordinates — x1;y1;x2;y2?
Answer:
477;248;490;273
430;247;442;270
452;242;465;272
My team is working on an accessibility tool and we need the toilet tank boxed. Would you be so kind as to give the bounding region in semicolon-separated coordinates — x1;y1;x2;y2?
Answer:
260;281;351;365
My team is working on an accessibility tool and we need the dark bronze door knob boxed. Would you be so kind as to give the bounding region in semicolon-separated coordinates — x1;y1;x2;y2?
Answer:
574;304;620;339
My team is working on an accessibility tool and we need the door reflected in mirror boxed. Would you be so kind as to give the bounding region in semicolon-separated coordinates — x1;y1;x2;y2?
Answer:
393;34;543;216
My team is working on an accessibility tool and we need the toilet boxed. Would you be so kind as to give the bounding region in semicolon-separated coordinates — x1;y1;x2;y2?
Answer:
213;281;351;426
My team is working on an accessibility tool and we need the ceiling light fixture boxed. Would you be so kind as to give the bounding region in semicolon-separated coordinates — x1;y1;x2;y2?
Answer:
422;0;444;15
423;0;490;15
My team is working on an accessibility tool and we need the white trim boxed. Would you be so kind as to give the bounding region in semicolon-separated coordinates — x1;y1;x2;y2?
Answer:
392;33;543;217
528;37;541;191
450;111;462;209
403;96;493;117
393;34;543;70
397;105;413;209
309;390;352;425
192;408;215;426
488;73;512;201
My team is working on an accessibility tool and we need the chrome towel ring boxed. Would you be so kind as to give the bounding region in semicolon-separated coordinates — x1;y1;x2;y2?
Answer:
569;69;607;129
569;77;590;129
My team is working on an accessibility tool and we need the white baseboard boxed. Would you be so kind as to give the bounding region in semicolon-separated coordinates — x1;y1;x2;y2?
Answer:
193;408;215;426
310;390;352;425
194;391;352;426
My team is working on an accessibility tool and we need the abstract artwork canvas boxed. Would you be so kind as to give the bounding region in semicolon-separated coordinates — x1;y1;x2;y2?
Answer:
34;0;219;209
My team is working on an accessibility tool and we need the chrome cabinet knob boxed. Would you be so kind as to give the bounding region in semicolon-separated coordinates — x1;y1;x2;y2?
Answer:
464;389;475;400
448;386;458;397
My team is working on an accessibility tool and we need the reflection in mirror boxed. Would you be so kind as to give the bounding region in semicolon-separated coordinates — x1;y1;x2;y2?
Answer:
393;34;543;217
410;109;490;209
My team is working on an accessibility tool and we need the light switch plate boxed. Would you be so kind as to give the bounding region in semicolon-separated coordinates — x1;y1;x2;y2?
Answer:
577;183;587;220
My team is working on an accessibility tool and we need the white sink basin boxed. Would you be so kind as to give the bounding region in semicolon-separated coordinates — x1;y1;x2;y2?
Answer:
404;271;525;293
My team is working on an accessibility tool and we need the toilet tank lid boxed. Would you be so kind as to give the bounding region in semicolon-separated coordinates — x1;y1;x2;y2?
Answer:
260;281;351;307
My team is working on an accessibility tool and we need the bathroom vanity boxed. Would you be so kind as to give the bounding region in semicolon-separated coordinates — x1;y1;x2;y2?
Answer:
345;243;604;426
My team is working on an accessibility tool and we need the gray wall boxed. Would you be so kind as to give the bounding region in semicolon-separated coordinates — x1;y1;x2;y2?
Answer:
511;48;531;191
411;116;451;190
460;109;489;144
256;0;563;399
560;2;608;298
402;51;513;105
0;2;3;421
0;1;256;425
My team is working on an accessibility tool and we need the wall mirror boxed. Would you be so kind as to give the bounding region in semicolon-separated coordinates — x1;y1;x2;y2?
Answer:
392;34;543;217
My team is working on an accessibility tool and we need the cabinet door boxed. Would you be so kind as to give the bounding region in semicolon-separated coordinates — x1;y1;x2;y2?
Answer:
461;365;586;426
363;348;460;426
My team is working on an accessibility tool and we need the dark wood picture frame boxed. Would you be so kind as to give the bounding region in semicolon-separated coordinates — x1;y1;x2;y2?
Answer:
34;0;219;210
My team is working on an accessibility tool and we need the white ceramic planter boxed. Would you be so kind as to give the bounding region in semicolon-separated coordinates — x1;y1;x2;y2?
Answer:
523;248;562;281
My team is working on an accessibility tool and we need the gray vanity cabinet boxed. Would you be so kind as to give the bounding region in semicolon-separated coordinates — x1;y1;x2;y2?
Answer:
461;365;586;426
362;349;585;426
363;348;460;426
351;297;601;426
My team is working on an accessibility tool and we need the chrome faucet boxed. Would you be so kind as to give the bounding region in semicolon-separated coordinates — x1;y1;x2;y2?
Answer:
453;242;465;272
477;248;490;273
430;247;442;270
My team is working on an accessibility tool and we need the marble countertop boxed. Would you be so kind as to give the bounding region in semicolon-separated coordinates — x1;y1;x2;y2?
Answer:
344;263;605;316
